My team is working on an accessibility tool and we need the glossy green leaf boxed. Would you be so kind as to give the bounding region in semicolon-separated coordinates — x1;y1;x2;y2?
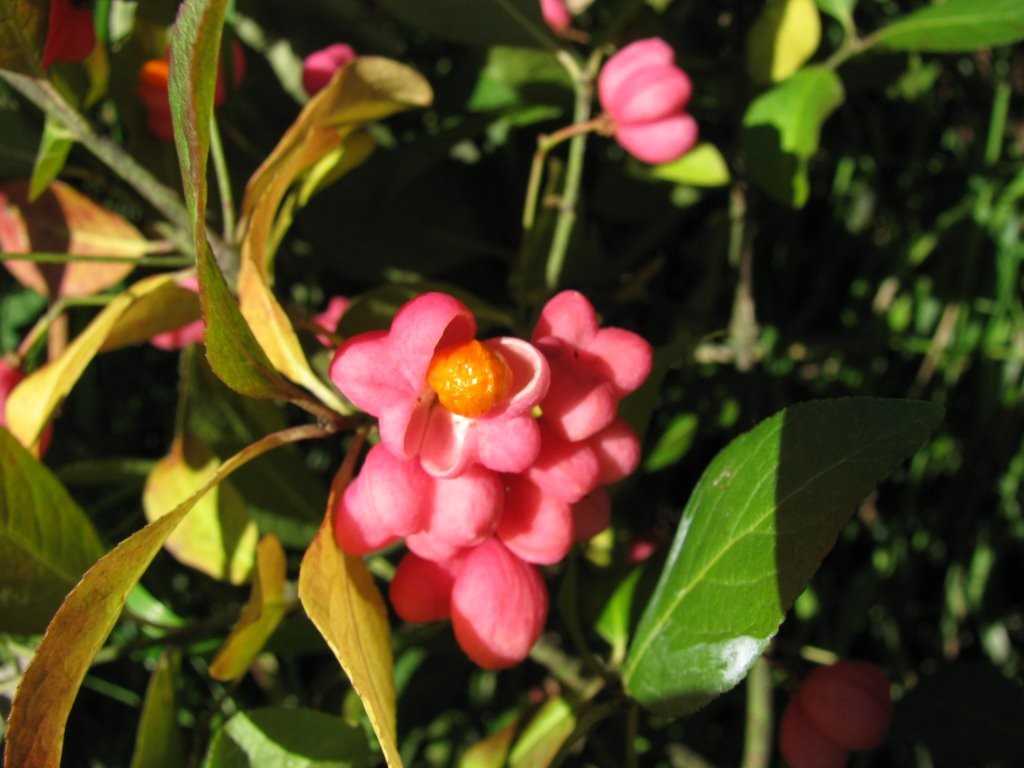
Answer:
0;0;45;74
644;412;699;472
508;697;576;768
875;0;1024;53
378;0;550;48
5;272;178;451
595;564;647;663
29;116;75;200
2;424;328;768
209;534;289;681
143;434;257;585
299;479;401;767
466;46;572;112
0;427;104;633
622;398;943;715
742;66;844;208
203;707;370;768
746;0;822;84
129;649;185;768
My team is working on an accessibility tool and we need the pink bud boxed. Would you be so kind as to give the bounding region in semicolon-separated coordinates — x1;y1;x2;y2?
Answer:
41;0;96;70
390;551;465;623
540;0;571;33
797;661;893;751
450;539;548;669
779;694;850;768
497;475;574;565
598;38;698;164
302;43;358;97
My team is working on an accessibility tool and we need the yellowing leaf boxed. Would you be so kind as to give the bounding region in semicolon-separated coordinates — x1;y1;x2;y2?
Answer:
209;534;289;681
299;476;401;767
5;272;178;451
100;278;201;352
143;434;257;585
0;180;146;298
2;423;328;768
747;0;822;84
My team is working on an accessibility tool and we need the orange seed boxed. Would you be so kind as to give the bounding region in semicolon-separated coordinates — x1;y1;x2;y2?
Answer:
427;340;513;418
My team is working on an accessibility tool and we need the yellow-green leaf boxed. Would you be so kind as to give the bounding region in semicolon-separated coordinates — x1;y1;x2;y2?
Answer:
129;649;185;768
298;479;400;767
2;423;328;768
508;697;577;768
0;427;105;633
209;534;289;681
143;434;257;585
0;180;144;298
100;278;201;352
747;0;822;84
650;143;731;188
5;272;177;451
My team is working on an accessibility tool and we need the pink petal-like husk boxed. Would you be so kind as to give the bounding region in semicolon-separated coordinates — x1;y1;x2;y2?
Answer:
450;540;549;669
314;295;350;347
498;476;574;565
418;409;474;478
779;697;850;768
482;337;550;418
390;292;476;393
586;327;654;396
598;38;676;114
537;338;618;442
405;530;468;562
540;0;571;32
474;414;543;474
360;443;430;537
329;330;407;415
390;551;465;623
333;474;400;555
532;290;598;347
590;419;641;485
421;465;504;549
149;319;205;350
615;113;699;165
302;43;358;96
41;0;96;70
797;662;893;750
572;487;612;542
611;66;693;125
526;425;601;503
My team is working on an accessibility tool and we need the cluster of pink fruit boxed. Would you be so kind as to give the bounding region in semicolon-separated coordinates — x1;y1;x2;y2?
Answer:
328;291;652;668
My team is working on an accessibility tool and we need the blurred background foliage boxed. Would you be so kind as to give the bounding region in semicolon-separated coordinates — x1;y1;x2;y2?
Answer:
1;0;1023;765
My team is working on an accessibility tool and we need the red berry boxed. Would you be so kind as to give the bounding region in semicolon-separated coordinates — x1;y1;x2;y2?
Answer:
779;695;850;768
796;661;893;751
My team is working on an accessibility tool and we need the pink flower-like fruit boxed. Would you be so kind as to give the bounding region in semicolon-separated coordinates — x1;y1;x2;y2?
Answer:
330;292;550;478
540;0;571;34
532;290;652;443
302;43;357;97
598;38;698;165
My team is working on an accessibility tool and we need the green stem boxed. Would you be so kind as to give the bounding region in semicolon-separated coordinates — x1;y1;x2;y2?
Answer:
490;0;563;54
740;655;773;768
0;252;192;268
0;72;223;261
523;117;606;232
823;32;875;71
208;115;237;242
544;50;601;292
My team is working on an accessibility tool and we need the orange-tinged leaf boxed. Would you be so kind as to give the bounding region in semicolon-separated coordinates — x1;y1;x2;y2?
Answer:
5;272;177;451
143;434;257;584
0;180;146;298
0;426;105;633
2;423;329;768
299;480;401;767
209;534;289;681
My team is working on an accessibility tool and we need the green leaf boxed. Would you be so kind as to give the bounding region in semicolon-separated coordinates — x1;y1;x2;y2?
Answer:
29;116;75;200
2;424;328;768
203;707;370;768
742;66;844;208
746;0;822;84
508;697;577;768
644;412;699;471
143;434;258;585
815;0;857;31
378;0;551;48
209;534;289;681
875;0;1024;53
129;649;186;768
466;46;572;112
649;144;731;188
298;481;401;768
0;0;45;74
0;427;105;633
622;398;943;715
